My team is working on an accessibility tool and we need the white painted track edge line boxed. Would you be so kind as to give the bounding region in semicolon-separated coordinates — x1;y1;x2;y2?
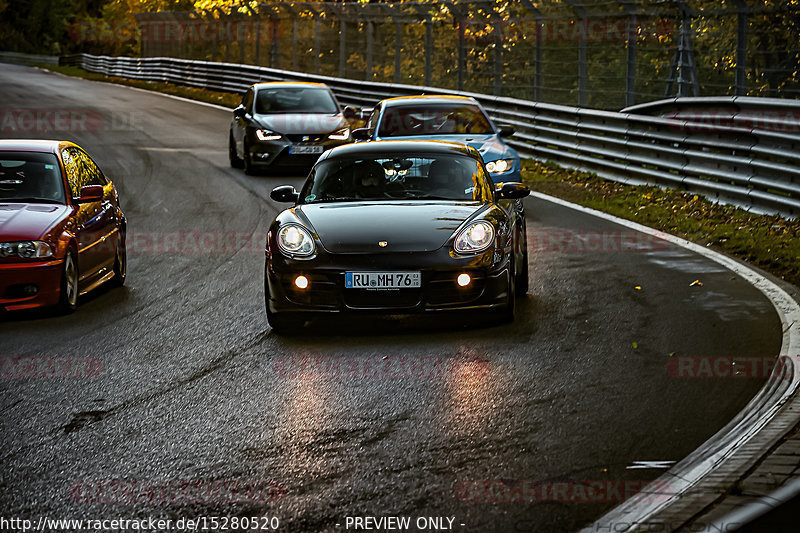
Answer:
528;191;800;532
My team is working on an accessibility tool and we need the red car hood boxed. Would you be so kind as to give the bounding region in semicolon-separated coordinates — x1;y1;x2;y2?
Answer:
0;203;70;241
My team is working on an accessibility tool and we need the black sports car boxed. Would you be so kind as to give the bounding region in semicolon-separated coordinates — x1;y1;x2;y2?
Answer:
265;140;530;333
229;81;357;175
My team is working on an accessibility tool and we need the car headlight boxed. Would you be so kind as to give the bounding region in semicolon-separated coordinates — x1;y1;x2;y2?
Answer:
277;225;315;257
454;221;494;254
0;241;54;258
328;128;350;141
256;129;282;141
486;159;514;174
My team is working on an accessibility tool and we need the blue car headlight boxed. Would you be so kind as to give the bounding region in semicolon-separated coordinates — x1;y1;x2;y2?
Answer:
486;159;514;174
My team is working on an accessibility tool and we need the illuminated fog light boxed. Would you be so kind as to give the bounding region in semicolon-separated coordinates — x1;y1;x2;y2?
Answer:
294;275;309;289
457;273;471;287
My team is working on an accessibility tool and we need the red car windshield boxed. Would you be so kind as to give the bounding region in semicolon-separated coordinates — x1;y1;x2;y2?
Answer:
0;152;66;204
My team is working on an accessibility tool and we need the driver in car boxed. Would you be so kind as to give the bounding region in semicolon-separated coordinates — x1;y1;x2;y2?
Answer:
354;161;402;199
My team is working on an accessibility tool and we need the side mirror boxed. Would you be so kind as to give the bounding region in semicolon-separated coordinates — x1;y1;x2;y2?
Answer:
270;185;299;203
351;128;372;141
75;184;104;204
497;124;515;138
342;106;358;121
233;104;246;118
495;182;529;200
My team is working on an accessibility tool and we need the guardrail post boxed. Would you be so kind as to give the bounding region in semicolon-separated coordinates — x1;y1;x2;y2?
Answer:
292;17;299;71
270;17;280;68
492;13;502;96
457;19;465;91
564;0;588;106
734;0;748;96
339;19;347;78
425;18;433;86
618;0;638;107
366;19;374;80
394;22;402;84
314;17;321;74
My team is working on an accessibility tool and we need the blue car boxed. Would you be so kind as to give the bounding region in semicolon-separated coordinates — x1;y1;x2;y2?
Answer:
353;95;521;183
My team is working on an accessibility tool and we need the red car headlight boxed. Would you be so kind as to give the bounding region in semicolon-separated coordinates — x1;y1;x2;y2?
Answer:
0;240;54;258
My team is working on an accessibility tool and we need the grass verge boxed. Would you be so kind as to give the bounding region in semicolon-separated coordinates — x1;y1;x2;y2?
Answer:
522;159;800;287
41;65;800;287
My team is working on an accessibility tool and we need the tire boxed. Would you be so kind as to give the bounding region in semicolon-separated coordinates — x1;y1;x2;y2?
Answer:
516;222;529;294
111;230;127;287
243;139;256;175
496;255;516;324
229;132;243;169
57;250;79;314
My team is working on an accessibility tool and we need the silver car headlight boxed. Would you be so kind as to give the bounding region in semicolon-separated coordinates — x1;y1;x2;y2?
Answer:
1;241;54;258
328;128;350;141
277;225;315;257
454;221;494;254
256;129;282;141
486;159;514;174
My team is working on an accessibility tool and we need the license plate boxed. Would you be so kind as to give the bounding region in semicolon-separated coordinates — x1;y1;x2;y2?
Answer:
289;144;323;154
345;272;421;289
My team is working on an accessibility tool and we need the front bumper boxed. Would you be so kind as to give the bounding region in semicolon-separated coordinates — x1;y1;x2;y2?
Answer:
247;133;350;170
266;248;511;315
0;258;63;311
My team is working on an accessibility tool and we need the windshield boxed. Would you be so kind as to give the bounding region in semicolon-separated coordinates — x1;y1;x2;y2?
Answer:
301;153;493;203
378;104;494;137
255;86;339;114
0;151;66;204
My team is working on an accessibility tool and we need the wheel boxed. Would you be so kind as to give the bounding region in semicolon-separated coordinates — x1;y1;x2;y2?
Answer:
57;249;79;313
516;222;529;294
243;139;256;175
229;132;243;169
111;230;127;287
496;255;516;324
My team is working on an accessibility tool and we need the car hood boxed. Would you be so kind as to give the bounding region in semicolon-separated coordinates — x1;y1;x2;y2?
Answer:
294;201;486;253
0;203;70;241
377;134;509;161
254;113;345;135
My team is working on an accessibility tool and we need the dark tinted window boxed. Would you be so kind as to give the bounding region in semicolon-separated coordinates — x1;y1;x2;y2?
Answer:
301;153;493;203
62;147;105;198
0;151;65;204
255;86;338;114
378;104;494;137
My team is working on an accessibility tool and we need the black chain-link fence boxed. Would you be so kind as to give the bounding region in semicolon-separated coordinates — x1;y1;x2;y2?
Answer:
69;0;800;110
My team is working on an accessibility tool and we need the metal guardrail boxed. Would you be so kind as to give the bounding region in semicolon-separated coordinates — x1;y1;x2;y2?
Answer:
60;53;800;218
0;51;59;66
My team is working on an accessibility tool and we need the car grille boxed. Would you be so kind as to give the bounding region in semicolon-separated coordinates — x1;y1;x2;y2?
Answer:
285;134;326;143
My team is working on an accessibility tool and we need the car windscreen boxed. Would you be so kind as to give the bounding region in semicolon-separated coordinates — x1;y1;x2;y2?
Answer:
377;104;494;137
301;153;494;203
0;151;65;204
255;87;339;114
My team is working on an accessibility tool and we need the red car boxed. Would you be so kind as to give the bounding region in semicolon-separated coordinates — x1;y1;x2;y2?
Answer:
0;140;127;313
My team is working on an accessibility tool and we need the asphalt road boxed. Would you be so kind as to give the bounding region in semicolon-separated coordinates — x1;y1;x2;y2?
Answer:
0;64;783;533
